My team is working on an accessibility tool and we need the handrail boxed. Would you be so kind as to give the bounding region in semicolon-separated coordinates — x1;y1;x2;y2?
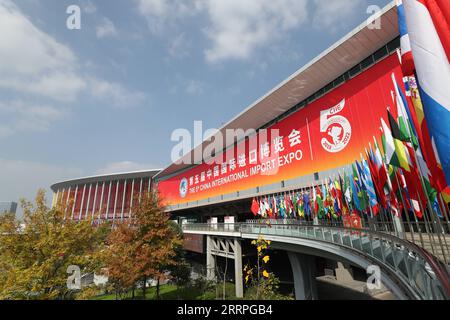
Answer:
408;242;450;298
182;222;450;299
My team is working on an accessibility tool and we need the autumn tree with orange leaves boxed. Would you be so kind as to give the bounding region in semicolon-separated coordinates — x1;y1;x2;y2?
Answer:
103;191;183;299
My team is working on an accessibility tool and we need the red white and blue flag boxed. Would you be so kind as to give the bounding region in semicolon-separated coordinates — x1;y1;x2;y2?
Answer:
396;0;416;75
403;0;450;186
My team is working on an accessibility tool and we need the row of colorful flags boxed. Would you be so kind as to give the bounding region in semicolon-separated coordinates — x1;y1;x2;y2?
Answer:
250;70;448;222
250;0;450;223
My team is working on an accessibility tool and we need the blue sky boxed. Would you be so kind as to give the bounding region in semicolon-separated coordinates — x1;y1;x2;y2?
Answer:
0;0;390;210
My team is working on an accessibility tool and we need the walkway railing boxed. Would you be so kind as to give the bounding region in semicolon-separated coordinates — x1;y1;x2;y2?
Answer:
182;222;450;300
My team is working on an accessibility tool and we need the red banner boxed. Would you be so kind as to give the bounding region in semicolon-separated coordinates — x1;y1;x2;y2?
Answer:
158;54;404;206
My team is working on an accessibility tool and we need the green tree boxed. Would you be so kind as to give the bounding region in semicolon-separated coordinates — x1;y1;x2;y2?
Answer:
102;192;183;300
244;235;287;300
0;190;108;300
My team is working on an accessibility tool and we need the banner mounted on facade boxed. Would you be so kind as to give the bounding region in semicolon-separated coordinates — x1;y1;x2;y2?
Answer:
158;54;405;206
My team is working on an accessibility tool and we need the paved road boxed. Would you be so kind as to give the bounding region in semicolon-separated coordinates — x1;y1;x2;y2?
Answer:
316;276;396;300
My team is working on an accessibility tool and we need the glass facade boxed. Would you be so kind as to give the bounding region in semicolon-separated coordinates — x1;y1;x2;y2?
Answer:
52;175;156;223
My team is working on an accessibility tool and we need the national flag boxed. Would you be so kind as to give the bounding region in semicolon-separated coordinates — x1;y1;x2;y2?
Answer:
353;162;369;211
391;77;431;208
272;195;278;217
409;76;450;202
392;74;419;148
322;183;331;218
403;0;450;185
297;193;305;218
357;158;378;215
349;172;362;212
265;197;272;218
398;168;424;218
281;195;287;218
303;191;311;217
367;145;388;209
424;179;444;218
258;199;263;217
314;186;325;219
388;109;411;172
396;0;416;75
288;193;295;217
334;177;343;214
251;198;259;216
342;173;352;211
381;118;400;168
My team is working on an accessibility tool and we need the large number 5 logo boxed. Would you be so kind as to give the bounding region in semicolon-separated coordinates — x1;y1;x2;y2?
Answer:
320;99;352;153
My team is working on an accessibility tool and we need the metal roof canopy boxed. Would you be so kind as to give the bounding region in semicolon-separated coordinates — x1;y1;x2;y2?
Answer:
156;1;398;181
51;169;162;192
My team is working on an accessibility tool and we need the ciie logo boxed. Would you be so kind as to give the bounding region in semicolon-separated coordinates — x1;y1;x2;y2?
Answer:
320;99;352;153
67;265;81;290
179;178;188;198
366;265;382;291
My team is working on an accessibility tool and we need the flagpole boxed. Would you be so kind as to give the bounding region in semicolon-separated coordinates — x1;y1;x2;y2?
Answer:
438;193;450;232
394;75;450;256
402;109;450;256
437;193;450;256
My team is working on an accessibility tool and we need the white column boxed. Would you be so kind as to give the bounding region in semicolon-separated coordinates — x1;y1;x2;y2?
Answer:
79;184;87;220
85;183;92;220
71;186;79;220
52;191;58;208
91;183;98;220
287;252;318;300
206;236;216;281
121;180;127;220
98;182;105;223
113;181;119;222
129;179;135;216
65;187;71;220
234;239;243;298
105;181;113;220
138;178;143;203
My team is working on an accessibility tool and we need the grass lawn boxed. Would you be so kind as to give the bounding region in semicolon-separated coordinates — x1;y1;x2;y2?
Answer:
92;283;235;300
93;282;293;300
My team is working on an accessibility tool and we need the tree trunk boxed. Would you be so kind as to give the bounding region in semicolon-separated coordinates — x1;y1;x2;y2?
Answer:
156;277;160;300
132;286;135;299
142;276;147;299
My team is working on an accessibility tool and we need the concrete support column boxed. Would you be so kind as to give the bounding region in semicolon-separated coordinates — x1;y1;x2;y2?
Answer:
287;252;318;300
206;236;216;281
335;261;354;282
234;238;243;298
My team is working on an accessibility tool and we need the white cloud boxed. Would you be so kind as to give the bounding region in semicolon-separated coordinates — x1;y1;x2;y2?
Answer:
0;100;67;137
168;33;190;58
185;80;205;95
136;0;202;33
134;0;366;63
0;0;86;101
82;0;97;14
203;0;309;63
136;0;310;62
89;78;147;108
312;0;364;32
96;161;161;175
0;158;84;218
96;17;118;38
0;0;148;120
